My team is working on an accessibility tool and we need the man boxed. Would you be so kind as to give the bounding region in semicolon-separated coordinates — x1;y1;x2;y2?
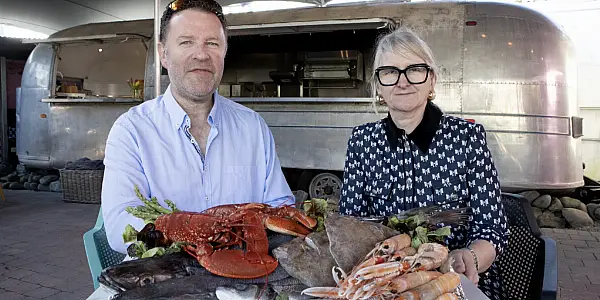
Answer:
101;0;294;254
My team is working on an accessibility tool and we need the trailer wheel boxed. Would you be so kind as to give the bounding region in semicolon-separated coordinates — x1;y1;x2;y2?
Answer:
309;172;343;200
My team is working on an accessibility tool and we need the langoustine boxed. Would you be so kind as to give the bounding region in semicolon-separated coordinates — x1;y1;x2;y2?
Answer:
301;234;462;300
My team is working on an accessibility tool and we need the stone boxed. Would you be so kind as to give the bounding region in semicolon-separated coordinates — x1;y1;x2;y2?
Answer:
19;175;28;184
32;175;42;182
594;207;600;221
49;181;62;193
537;211;565;228
9;182;25;190
587;204;600;221
520;191;541;204
325;214;399;273
1;172;19;182
39;175;59;185
548;197;564;213
562;208;594;229
532;207;543;219
532;195;552;209
272;231;338;287
38;184;51;192
560;197;587;212
2;182;10;189
16;164;27;176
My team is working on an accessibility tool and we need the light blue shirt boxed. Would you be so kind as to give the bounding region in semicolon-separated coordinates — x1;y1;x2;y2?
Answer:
101;85;294;254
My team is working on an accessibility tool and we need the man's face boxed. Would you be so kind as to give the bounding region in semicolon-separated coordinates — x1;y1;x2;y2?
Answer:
159;9;227;101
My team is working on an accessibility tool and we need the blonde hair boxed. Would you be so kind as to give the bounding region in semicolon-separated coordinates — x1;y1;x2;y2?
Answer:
369;27;439;111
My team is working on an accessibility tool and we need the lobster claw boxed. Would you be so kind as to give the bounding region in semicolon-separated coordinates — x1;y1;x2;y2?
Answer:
264;206;318;237
198;249;279;279
264;216;313;237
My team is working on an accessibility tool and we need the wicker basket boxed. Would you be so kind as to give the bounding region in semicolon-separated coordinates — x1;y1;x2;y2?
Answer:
59;169;104;204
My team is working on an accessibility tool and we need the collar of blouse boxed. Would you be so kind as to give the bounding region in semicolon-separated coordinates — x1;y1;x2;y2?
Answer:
384;101;443;152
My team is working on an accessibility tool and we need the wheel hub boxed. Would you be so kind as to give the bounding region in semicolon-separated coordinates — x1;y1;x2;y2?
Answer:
309;173;342;199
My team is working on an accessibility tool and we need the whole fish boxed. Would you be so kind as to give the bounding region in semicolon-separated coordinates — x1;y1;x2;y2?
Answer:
373;205;473;233
99;252;200;292
100;232;296;296
109;275;219;300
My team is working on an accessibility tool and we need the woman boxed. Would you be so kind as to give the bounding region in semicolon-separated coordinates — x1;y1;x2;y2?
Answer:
339;27;509;300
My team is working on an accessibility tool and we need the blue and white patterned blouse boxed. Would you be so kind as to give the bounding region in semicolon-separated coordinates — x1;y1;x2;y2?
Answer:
339;102;509;299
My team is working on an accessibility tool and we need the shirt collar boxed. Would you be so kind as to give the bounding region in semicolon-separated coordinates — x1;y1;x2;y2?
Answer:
384;101;443;152
163;85;221;130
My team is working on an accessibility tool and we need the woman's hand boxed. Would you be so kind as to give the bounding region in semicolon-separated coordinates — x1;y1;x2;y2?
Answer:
442;249;480;285
440;240;497;285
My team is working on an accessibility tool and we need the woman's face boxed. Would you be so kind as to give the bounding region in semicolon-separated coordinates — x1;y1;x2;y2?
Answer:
376;51;435;113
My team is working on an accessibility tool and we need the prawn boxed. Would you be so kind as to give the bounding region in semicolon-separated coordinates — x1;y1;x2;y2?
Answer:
354;243;448;281
394;272;461;300
435;293;459;300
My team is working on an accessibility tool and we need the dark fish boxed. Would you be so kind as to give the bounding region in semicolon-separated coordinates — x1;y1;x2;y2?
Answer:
392;205;472;224
99;252;200;292
100;232;296;294
109;276;219;300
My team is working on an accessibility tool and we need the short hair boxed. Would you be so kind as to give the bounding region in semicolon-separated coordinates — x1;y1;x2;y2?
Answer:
369;27;439;99
159;0;228;43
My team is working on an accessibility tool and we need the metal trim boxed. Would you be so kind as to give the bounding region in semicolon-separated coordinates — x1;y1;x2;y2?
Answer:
228;18;394;31
232;97;373;103
154;0;161;98
0;57;7;162
571;116;584;139
21;34;149;44
41;98;143;104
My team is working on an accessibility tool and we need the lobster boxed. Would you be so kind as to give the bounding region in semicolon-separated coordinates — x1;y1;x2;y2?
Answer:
137;203;318;279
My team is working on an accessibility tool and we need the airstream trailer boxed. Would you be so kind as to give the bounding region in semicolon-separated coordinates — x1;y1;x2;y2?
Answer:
18;1;585;198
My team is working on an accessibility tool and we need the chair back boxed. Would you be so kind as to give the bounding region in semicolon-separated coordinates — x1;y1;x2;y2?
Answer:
498;192;555;300
83;207;126;289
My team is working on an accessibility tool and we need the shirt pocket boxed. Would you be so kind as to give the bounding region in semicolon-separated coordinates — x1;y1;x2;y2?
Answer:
430;176;470;210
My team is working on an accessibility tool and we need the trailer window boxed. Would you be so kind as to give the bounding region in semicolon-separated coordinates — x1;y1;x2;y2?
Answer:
47;36;148;102
220;20;393;100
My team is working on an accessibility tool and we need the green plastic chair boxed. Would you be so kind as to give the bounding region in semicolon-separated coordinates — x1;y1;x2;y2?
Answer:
83;207;126;289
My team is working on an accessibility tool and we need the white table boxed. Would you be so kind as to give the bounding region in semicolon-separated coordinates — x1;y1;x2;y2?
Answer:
87;274;490;300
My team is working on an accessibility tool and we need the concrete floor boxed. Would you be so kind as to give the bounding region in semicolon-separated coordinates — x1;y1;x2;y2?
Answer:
0;190;599;299
0;190;99;299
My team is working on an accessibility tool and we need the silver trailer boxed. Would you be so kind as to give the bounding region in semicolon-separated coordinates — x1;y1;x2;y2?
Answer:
18;1;585;198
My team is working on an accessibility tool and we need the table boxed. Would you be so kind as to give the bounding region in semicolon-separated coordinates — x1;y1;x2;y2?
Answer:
87;274;491;300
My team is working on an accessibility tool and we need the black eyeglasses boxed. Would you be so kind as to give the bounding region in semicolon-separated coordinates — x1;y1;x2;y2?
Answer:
375;64;432;86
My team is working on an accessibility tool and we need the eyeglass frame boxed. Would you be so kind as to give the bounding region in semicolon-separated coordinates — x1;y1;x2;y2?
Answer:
374;63;433;86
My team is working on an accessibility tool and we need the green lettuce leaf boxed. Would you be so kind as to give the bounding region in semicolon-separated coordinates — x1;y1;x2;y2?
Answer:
122;224;139;244
141;247;166;258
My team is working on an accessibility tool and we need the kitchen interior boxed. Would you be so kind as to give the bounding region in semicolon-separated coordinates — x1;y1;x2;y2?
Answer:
52;36;148;101
218;27;382;99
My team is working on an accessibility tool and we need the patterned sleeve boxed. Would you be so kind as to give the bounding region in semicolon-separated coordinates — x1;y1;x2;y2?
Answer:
339;127;369;217
465;123;509;256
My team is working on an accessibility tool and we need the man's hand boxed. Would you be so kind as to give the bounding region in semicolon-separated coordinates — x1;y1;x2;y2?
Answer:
441;249;479;285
